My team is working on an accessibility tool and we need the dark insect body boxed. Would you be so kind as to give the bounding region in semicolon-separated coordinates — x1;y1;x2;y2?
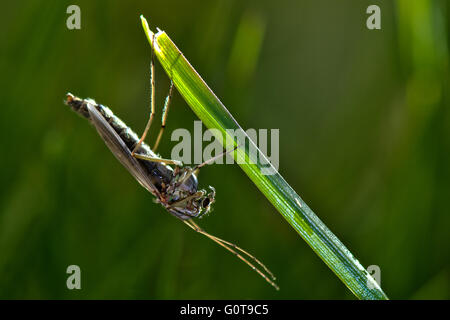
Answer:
64;17;278;290
66;94;215;221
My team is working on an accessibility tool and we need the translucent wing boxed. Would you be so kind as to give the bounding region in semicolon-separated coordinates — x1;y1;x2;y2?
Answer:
86;102;160;197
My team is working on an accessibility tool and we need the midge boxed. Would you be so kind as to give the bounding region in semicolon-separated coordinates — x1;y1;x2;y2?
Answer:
64;19;278;291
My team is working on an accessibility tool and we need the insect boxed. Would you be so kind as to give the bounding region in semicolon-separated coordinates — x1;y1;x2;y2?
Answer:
64;32;278;291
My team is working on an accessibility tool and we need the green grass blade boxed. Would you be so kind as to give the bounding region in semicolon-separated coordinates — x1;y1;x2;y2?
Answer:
141;15;388;300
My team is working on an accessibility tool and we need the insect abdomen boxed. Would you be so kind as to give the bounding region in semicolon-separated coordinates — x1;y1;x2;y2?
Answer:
65;93;174;190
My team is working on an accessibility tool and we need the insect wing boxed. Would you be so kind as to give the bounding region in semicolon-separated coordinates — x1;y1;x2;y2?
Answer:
86;102;160;197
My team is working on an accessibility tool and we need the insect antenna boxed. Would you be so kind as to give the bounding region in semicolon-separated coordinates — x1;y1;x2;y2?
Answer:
183;219;279;290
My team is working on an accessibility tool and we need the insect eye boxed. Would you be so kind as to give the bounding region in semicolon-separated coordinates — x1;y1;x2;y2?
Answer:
202;198;210;208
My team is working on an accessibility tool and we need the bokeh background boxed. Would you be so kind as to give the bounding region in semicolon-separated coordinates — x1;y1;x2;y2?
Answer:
0;0;449;299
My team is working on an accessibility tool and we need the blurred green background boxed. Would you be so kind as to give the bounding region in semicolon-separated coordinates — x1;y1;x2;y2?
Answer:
0;0;449;299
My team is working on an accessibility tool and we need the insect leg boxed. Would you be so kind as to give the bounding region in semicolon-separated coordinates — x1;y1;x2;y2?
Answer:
183;219;279;290
168;191;205;209
133;153;183;166
178;146;238;185
132;33;157;156
187;219;275;280
153;80;174;152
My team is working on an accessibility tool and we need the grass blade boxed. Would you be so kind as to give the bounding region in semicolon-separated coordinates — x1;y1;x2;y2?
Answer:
140;15;388;300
